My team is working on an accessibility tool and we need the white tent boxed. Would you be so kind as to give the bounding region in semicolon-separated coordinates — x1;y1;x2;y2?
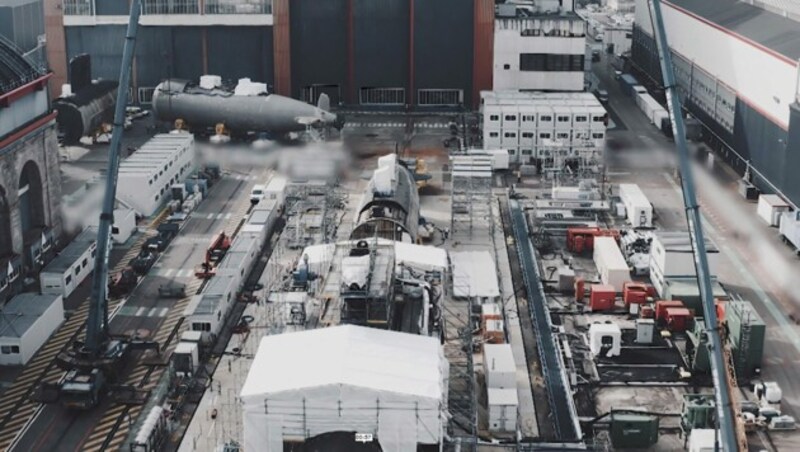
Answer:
450;251;501;299
240;325;448;452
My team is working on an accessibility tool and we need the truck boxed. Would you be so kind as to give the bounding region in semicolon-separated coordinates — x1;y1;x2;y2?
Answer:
250;184;266;204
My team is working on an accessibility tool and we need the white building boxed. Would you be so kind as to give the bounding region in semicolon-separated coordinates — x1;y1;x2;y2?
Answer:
481;91;607;164
240;325;448;452
604;24;632;55
39;227;97;299
117;133;195;217
0;293;64;365
493;1;588;91
606;0;635;13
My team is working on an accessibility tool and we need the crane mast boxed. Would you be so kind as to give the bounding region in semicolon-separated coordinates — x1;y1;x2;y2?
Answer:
646;0;742;450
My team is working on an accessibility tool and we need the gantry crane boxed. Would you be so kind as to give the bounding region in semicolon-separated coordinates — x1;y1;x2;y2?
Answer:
647;1;747;450
46;0;158;409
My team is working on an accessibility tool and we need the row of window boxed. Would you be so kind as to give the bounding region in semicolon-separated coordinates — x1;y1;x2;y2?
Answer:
487;131;604;139
153;161;192;203
1;345;20;354
519;53;585;72
488;113;605;124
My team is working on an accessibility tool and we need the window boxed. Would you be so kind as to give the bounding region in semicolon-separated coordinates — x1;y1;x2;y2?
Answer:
418;89;463;106
575;116;587;122
0;345;17;354
539;132;551;139
82;258;88;268
540;115;552;122
557;116;570;123
504;115;517;121
556;132;569;139
522;132;534;138
489;132;499;138
503;64;510;70
66;275;72;285
522;149;533;155
520;53;584;72
112;226;120;234
592;133;605;139
75;266;80;276
489;115;499;121
593;115;605;123
192;322;211;332
359;87;406;105
508;149;515;155
503;132;516;138
91;249;96;258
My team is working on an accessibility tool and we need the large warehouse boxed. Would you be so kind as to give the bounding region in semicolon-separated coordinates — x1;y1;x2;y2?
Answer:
52;0;495;108
631;0;800;206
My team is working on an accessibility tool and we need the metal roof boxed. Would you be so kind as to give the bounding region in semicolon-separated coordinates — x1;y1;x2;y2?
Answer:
42;227;97;274
668;0;800;60
0;293;61;338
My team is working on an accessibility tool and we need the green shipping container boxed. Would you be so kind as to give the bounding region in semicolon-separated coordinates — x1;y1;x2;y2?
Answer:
662;278;727;315
726;301;766;378
610;413;659;449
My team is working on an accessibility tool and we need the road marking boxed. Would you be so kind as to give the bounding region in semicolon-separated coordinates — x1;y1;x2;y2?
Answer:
164;268;175;277
206;213;214;220
135;307;146;317
225;213;232;220
159;307;169;317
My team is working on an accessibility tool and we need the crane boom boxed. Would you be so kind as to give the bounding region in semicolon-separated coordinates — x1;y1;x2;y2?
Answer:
85;0;141;353
646;0;740;449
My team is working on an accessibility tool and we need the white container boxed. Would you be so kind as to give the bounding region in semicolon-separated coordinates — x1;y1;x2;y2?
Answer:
757;194;790;227
87;208;135;244
652;108;669;128
173;341;199;376
117;134;195;217
619;183;653;228
185;273;237;342
589;322;622;357
265;176;288;210
217;235;260;292
593;237;630;291
650;232;719;278
486;149;510;170
635;318;655;344
688;429;717;452
0;293;64;365
779;211;800;251
40;227;97;299
488;388;518;432
483;344;515;389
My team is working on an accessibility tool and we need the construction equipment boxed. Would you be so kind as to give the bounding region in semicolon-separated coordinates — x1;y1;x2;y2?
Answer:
566;227;620;253
648;0;744;449
108;267;138;298
44;0;158;409
195;230;231;278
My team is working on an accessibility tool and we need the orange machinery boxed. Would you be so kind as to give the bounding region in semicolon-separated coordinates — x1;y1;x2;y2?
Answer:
566;227;620;253
195;231;232;278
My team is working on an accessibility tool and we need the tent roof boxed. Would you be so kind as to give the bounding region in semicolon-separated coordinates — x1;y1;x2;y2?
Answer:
450;251;500;298
240;325;444;401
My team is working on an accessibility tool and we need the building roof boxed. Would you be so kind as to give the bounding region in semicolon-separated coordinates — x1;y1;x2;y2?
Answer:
240;325;445;400
667;0;800;61
0;36;44;96
0;293;61;338
42;227;97;274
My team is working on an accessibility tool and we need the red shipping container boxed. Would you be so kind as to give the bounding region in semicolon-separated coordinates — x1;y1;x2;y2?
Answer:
655;300;685;321
623;282;649;307
665;307;692;332
590;284;616;311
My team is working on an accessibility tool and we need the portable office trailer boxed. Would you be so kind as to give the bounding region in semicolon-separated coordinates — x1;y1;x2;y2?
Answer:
86;208;136;244
172;341;200;377
500;107;520;129
263;176;288;211
650;232;719;278
483;105;502;130
216;235;260;292
553;105;573;130
117;134;195;216
185;273;237;342
589;106;607;129
518;106;537;131
501;130;519;149
757;195;790;227
619;183;653;228
0;293;64;365
484;129;502;148
40;227;97;299
593;237;630;291
242;199;278;247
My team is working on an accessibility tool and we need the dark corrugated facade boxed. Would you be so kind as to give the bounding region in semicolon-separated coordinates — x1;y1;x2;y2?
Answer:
60;0;491;109
631;25;800;206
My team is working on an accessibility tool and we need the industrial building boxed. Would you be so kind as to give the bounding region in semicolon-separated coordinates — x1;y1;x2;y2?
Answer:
493;0;587;92
240;325;448;452
0;37;62;276
631;0;800;206
481;91;607;165
0;0;45;65
54;0;496;108
39;226;97;300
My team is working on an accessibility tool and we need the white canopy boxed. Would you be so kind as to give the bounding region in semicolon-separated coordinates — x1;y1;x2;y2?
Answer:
394;242;448;273
240;325;448;452
450;250;501;298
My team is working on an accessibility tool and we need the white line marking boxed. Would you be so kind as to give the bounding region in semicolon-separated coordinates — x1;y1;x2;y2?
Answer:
164;268;175;277
135;307;146;317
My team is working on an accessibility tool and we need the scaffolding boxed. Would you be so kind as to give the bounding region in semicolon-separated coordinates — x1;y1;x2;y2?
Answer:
450;155;494;236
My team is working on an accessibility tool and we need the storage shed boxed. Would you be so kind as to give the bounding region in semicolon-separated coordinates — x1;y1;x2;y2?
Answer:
0;293;64;365
39;227;97;299
483;343;516;389
593;237;630;291
240;325;448;452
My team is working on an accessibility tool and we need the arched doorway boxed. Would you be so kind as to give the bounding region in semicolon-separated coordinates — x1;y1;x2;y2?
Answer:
18;160;45;241
0;184;12;256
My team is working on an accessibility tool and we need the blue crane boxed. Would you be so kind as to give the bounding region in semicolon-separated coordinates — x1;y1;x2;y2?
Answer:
647;0;744;449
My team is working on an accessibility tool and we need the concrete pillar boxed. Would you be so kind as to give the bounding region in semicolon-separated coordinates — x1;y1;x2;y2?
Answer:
273;0;292;96
43;0;68;98
472;0;494;109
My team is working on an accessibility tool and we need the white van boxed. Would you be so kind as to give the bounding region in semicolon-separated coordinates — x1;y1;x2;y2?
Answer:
250;184;266;204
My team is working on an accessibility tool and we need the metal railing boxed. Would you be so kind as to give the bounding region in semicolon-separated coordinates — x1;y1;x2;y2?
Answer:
142;0;199;15
205;0;271;14
63;0;271;16
63;0;94;16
